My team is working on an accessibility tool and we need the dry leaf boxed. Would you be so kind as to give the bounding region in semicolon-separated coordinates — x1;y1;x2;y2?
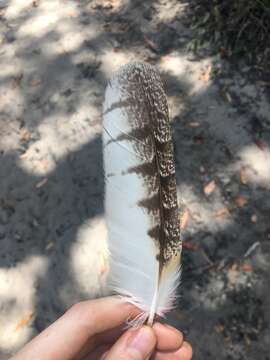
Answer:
213;207;230;218
251;214;257;223
215;324;225;333
240;263;253;272
204;180;216;195
143;35;158;52
182;242;198;251
30;78;42;87
180;209;189;230
220;47;229;58
199;65;212;82
189;121;200;128
240;167;248;185
21;129;32;142
254;139;267;152
1;199;15;211
15;312;34;331
35;178;48;189
234;196;248;208
11;73;23;88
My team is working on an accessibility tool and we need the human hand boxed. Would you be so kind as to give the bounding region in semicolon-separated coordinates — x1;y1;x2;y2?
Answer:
12;296;192;360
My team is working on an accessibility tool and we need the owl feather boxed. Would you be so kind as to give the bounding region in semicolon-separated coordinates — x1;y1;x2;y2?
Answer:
103;61;182;325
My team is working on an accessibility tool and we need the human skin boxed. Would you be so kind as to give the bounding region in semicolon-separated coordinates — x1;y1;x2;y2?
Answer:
11;296;192;360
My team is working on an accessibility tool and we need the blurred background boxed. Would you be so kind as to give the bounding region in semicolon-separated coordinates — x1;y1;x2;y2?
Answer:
0;0;269;359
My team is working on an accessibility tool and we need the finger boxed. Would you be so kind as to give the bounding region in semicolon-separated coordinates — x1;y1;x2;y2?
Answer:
152;341;193;360
153;323;184;351
179;342;193;360
95;325;125;344
82;344;110;360
80;320;184;359
82;321;185;358
68;296;140;336
78;325;125;359
104;326;157;360
12;297;140;360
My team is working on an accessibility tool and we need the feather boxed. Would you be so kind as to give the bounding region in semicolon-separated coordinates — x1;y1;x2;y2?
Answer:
103;61;182;326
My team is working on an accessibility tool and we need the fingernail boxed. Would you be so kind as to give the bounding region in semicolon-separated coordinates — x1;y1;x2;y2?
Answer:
127;326;155;359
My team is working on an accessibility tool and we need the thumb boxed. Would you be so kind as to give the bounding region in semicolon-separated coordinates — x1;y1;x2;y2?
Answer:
104;326;156;360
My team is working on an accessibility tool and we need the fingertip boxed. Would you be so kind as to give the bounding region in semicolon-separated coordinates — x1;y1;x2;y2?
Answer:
178;341;193;360
127;326;157;357
104;325;157;360
153;322;183;351
154;341;193;360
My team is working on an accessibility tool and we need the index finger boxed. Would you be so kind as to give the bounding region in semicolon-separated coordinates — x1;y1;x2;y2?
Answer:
12;296;140;360
68;296;140;335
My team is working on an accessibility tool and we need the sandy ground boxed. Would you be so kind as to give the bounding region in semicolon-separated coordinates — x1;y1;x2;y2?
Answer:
0;0;270;359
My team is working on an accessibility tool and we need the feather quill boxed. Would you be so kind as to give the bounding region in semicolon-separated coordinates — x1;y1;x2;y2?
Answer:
103;61;182;325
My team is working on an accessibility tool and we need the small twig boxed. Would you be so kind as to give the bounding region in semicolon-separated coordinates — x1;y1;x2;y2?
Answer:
200;248;214;266
217;258;228;271
189;262;217;275
244;241;260;258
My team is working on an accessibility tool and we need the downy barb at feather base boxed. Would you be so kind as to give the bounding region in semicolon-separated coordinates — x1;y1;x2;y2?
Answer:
103;61;182;326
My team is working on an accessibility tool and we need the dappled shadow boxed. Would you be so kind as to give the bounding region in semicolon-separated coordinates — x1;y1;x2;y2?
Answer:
0;0;270;359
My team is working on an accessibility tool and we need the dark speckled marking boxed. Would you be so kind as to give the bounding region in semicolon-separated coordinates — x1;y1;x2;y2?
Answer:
103;98;137;115
107;62;181;267
106;126;150;146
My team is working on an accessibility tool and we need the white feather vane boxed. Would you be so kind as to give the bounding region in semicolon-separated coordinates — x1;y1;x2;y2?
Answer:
103;61;182;326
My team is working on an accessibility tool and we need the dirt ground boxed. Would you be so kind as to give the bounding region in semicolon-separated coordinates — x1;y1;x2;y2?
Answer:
0;0;270;359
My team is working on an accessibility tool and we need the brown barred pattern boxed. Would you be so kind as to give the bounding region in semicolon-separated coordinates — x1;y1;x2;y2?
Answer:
106;62;181;266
